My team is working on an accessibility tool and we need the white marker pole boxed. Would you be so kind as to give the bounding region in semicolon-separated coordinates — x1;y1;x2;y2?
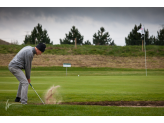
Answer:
66;67;67;76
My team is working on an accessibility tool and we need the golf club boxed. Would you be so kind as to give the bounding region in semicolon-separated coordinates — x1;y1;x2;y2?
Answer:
29;83;45;105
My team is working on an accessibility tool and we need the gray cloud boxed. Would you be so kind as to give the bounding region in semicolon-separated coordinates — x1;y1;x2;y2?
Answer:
0;7;164;45
1;7;164;23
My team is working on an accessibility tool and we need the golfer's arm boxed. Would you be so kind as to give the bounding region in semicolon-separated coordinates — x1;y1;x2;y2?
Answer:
25;66;31;80
25;53;32;80
27;79;31;83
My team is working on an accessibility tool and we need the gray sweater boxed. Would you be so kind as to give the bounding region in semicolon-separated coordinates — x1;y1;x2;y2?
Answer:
8;46;36;79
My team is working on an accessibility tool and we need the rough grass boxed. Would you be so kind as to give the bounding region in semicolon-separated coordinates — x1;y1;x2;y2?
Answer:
1;44;164;69
0;44;164;57
1;54;164;69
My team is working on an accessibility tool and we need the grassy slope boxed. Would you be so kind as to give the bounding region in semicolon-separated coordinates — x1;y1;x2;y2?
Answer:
0;39;10;45
0;44;164;56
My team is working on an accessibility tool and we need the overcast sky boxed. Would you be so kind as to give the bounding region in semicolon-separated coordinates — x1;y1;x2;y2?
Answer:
0;7;164;46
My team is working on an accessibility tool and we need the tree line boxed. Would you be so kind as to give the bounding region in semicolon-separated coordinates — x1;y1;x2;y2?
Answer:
24;23;164;46
125;23;164;45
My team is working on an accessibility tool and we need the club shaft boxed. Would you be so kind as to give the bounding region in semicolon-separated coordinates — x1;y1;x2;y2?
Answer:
31;85;45;105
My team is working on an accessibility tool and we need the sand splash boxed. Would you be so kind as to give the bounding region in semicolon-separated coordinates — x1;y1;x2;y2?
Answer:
44;85;62;104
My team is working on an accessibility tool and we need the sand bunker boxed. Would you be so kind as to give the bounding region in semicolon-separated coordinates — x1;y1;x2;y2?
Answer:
44;85;62;104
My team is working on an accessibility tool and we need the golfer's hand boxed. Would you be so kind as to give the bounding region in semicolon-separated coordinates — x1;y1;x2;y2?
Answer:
27;79;31;84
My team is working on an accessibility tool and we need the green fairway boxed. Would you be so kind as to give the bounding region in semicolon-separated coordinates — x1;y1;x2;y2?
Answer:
0;75;164;102
1;66;164;77
1;104;164;116
0;69;164;116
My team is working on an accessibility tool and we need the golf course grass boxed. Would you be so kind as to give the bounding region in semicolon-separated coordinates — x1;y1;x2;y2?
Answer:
0;68;164;116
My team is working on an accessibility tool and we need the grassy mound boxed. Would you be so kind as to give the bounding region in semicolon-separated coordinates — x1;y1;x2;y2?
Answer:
0;44;164;57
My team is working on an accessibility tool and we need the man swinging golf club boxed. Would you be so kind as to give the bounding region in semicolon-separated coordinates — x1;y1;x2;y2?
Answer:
8;43;46;104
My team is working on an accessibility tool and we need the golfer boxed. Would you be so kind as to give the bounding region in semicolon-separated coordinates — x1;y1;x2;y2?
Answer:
8;43;46;104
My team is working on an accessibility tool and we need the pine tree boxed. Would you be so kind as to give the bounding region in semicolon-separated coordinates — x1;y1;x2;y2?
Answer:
24;23;53;44
60;26;84;44
84;40;91;45
93;27;114;45
149;35;155;45
156;27;164;45
125;24;150;45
